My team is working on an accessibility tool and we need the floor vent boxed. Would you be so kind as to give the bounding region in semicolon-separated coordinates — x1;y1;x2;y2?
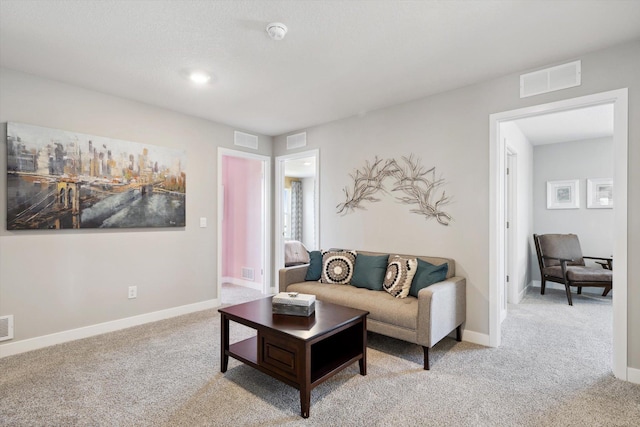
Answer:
0;315;14;342
234;131;259;150
520;60;581;98
241;267;255;281
287;132;307;149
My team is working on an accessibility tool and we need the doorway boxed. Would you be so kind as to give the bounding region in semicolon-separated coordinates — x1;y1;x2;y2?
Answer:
489;89;629;380
275;149;319;288
217;148;271;304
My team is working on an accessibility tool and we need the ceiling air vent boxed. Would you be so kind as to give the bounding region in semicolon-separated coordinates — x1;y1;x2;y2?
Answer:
520;60;581;98
287;132;307;150
234;131;258;150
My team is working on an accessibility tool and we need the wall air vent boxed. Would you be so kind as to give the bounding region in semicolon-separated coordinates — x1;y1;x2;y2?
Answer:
287;132;307;150
0;315;14;342
241;267;255;281
520;60;581;98
234;131;259;150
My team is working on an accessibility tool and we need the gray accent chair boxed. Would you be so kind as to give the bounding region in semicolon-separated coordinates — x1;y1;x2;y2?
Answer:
533;233;612;306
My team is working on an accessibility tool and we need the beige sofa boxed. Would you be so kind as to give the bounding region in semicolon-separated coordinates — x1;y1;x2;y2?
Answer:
278;250;466;370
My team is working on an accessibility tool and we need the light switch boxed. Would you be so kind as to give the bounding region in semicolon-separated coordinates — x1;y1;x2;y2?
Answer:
199;217;207;228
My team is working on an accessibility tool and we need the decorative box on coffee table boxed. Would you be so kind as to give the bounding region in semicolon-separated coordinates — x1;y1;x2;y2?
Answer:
272;292;315;316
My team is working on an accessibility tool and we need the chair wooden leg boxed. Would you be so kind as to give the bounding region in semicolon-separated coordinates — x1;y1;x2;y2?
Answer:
564;283;573;306
602;286;612;297
541;278;546;295
422;346;430;370
577;287;582;295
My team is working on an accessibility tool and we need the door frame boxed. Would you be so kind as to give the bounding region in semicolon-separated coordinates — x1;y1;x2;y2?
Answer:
489;88;628;380
217;148;271;298
505;147;518;306
275;149;320;289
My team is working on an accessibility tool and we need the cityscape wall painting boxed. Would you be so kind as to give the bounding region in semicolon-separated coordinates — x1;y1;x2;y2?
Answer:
6;122;186;230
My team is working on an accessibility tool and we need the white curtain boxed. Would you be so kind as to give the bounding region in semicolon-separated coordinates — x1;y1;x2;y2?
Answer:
290;180;303;241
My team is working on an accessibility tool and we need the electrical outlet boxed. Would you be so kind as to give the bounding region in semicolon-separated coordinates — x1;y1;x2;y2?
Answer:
128;286;137;299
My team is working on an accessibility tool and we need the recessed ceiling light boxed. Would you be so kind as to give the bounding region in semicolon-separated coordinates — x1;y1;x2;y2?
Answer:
189;71;211;85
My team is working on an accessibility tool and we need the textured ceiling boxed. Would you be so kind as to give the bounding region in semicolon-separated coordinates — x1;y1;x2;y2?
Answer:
1;0;639;136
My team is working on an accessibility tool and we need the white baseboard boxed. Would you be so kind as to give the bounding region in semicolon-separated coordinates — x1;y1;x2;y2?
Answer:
461;329;490;347
0;298;218;359
628;367;640;384
517;283;529;303
222;276;262;291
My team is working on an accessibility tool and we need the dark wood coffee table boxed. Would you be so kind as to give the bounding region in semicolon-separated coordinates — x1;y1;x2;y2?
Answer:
219;297;368;418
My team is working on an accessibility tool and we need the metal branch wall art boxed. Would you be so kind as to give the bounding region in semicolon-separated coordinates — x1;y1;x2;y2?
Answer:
336;155;452;226
335;157;396;214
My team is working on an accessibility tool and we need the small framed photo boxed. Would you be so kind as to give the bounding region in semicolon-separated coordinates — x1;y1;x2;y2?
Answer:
547;179;579;209
587;178;613;209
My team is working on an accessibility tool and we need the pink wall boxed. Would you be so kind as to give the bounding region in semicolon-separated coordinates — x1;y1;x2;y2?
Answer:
222;156;263;283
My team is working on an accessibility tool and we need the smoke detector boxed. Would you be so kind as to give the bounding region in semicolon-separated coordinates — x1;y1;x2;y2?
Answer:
266;22;287;40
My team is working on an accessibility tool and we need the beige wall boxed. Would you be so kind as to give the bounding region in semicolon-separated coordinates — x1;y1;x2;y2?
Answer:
2;39;638;371
0;68;271;345
274;39;640;368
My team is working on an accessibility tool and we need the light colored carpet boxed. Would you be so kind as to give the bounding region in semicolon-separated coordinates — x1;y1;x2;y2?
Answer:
1;287;638;426
220;282;264;307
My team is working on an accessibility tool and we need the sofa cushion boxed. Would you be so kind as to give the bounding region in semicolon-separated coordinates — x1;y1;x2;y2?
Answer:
543;265;612;282
356;250;455;278
351;254;389;291
537;234;585;267
566;266;612;282
409;258;449;297
285;282;418;330
383;256;417;298
305;250;322;281
321;250;357;284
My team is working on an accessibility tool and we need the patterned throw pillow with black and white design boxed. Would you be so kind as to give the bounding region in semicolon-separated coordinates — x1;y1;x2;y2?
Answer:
383;256;418;298
321;250;357;284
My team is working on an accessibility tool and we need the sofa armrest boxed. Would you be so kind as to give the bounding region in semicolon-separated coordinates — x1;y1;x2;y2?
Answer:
416;276;466;347
278;264;310;292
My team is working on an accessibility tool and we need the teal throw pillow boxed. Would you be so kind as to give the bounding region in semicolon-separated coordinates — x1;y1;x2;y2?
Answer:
351;254;389;291
409;259;449;297
305;250;322;281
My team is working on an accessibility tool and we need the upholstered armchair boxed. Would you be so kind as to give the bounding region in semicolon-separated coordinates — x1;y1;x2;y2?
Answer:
533;234;612;306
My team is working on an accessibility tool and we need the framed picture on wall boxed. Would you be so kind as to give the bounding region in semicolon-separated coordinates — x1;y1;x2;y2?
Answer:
547;179;579;209
587;178;613;209
6;122;187;229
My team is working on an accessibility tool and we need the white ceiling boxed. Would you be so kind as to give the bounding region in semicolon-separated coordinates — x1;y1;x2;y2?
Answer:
512;103;614;145
285;156;316;179
1;1;639;137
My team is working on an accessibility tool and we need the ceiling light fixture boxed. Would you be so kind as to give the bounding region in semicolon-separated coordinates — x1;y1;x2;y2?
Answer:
266;22;287;41
189;71;211;85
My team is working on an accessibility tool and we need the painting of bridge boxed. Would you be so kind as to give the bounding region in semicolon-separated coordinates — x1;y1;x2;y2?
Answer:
6;122;186;230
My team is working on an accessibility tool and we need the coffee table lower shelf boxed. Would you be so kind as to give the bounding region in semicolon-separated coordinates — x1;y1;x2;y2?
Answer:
227;333;364;385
